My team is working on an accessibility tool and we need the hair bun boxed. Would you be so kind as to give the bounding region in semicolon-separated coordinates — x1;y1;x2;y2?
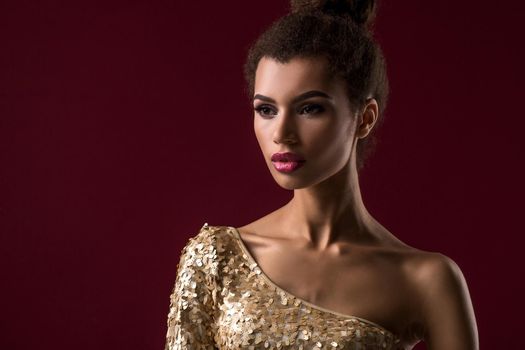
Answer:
290;0;376;27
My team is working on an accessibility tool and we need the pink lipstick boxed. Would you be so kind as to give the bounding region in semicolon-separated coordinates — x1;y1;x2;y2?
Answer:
271;152;306;173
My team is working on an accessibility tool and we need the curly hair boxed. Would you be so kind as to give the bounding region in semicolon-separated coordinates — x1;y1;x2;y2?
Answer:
243;0;389;171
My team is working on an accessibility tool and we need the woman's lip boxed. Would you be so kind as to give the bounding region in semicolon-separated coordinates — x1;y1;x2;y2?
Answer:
272;160;306;173
271;152;305;162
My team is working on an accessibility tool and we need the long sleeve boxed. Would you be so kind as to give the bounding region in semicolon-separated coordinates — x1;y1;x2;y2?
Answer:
164;225;219;350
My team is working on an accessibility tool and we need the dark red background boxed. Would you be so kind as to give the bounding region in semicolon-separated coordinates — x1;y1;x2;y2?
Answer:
1;0;523;349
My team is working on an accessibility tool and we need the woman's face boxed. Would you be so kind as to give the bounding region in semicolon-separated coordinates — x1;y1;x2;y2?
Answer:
253;56;373;190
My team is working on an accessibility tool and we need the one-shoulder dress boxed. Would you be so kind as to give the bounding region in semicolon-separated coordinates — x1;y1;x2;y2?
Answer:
164;223;403;349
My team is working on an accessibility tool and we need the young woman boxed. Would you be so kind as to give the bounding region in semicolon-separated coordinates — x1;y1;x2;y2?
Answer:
164;1;479;349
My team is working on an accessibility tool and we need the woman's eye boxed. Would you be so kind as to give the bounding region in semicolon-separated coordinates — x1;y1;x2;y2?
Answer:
300;104;324;115
254;105;276;117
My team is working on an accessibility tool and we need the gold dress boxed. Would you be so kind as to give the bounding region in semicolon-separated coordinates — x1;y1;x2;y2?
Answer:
165;223;403;350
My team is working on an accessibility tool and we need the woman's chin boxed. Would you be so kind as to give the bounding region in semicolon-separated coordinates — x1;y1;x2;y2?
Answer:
271;175;313;191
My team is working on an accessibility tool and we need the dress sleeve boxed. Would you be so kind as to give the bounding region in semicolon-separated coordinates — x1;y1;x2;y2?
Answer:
164;225;219;350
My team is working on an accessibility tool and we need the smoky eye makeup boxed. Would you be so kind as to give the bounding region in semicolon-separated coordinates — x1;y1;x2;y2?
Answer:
298;103;325;115
254;104;277;117
254;101;328;118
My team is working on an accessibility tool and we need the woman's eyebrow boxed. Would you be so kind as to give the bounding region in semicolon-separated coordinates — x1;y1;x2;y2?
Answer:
253;90;332;104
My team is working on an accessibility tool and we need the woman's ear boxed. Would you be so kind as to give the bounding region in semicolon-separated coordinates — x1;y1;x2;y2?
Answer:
356;98;379;139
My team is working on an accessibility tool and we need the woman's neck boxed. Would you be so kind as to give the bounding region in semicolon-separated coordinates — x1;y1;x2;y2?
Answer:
282;161;378;250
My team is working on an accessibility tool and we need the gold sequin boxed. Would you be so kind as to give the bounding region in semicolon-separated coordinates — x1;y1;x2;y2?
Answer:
165;223;403;349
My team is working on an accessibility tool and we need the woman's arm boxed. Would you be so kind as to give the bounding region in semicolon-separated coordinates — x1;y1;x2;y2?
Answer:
415;253;479;350
164;228;219;350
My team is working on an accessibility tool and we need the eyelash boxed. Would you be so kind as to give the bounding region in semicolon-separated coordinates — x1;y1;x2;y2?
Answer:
254;104;325;118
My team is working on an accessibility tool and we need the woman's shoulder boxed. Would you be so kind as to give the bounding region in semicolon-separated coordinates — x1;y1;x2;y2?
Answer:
402;249;476;343
380;236;465;297
174;223;240;277
179;222;239;258
400;248;469;316
372;225;458;272
403;249;465;290
183;222;234;243
389;240;461;286
395;242;460;277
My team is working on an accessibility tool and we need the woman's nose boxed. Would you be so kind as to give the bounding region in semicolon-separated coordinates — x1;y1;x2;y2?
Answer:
272;109;298;145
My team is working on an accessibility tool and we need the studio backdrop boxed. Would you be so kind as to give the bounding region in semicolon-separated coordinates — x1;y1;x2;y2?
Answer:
1;0;523;349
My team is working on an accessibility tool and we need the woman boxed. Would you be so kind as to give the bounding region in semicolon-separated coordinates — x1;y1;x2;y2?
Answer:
164;0;479;349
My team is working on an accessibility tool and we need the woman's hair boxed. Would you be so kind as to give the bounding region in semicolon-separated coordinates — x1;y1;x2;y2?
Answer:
243;0;388;171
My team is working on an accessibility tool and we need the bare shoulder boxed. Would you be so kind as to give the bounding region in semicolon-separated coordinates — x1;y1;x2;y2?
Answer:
403;250;479;349
405;251;471;311
399;248;461;282
408;250;464;284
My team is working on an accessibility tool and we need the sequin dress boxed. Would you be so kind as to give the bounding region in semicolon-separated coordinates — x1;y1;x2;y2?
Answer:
165;223;403;349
